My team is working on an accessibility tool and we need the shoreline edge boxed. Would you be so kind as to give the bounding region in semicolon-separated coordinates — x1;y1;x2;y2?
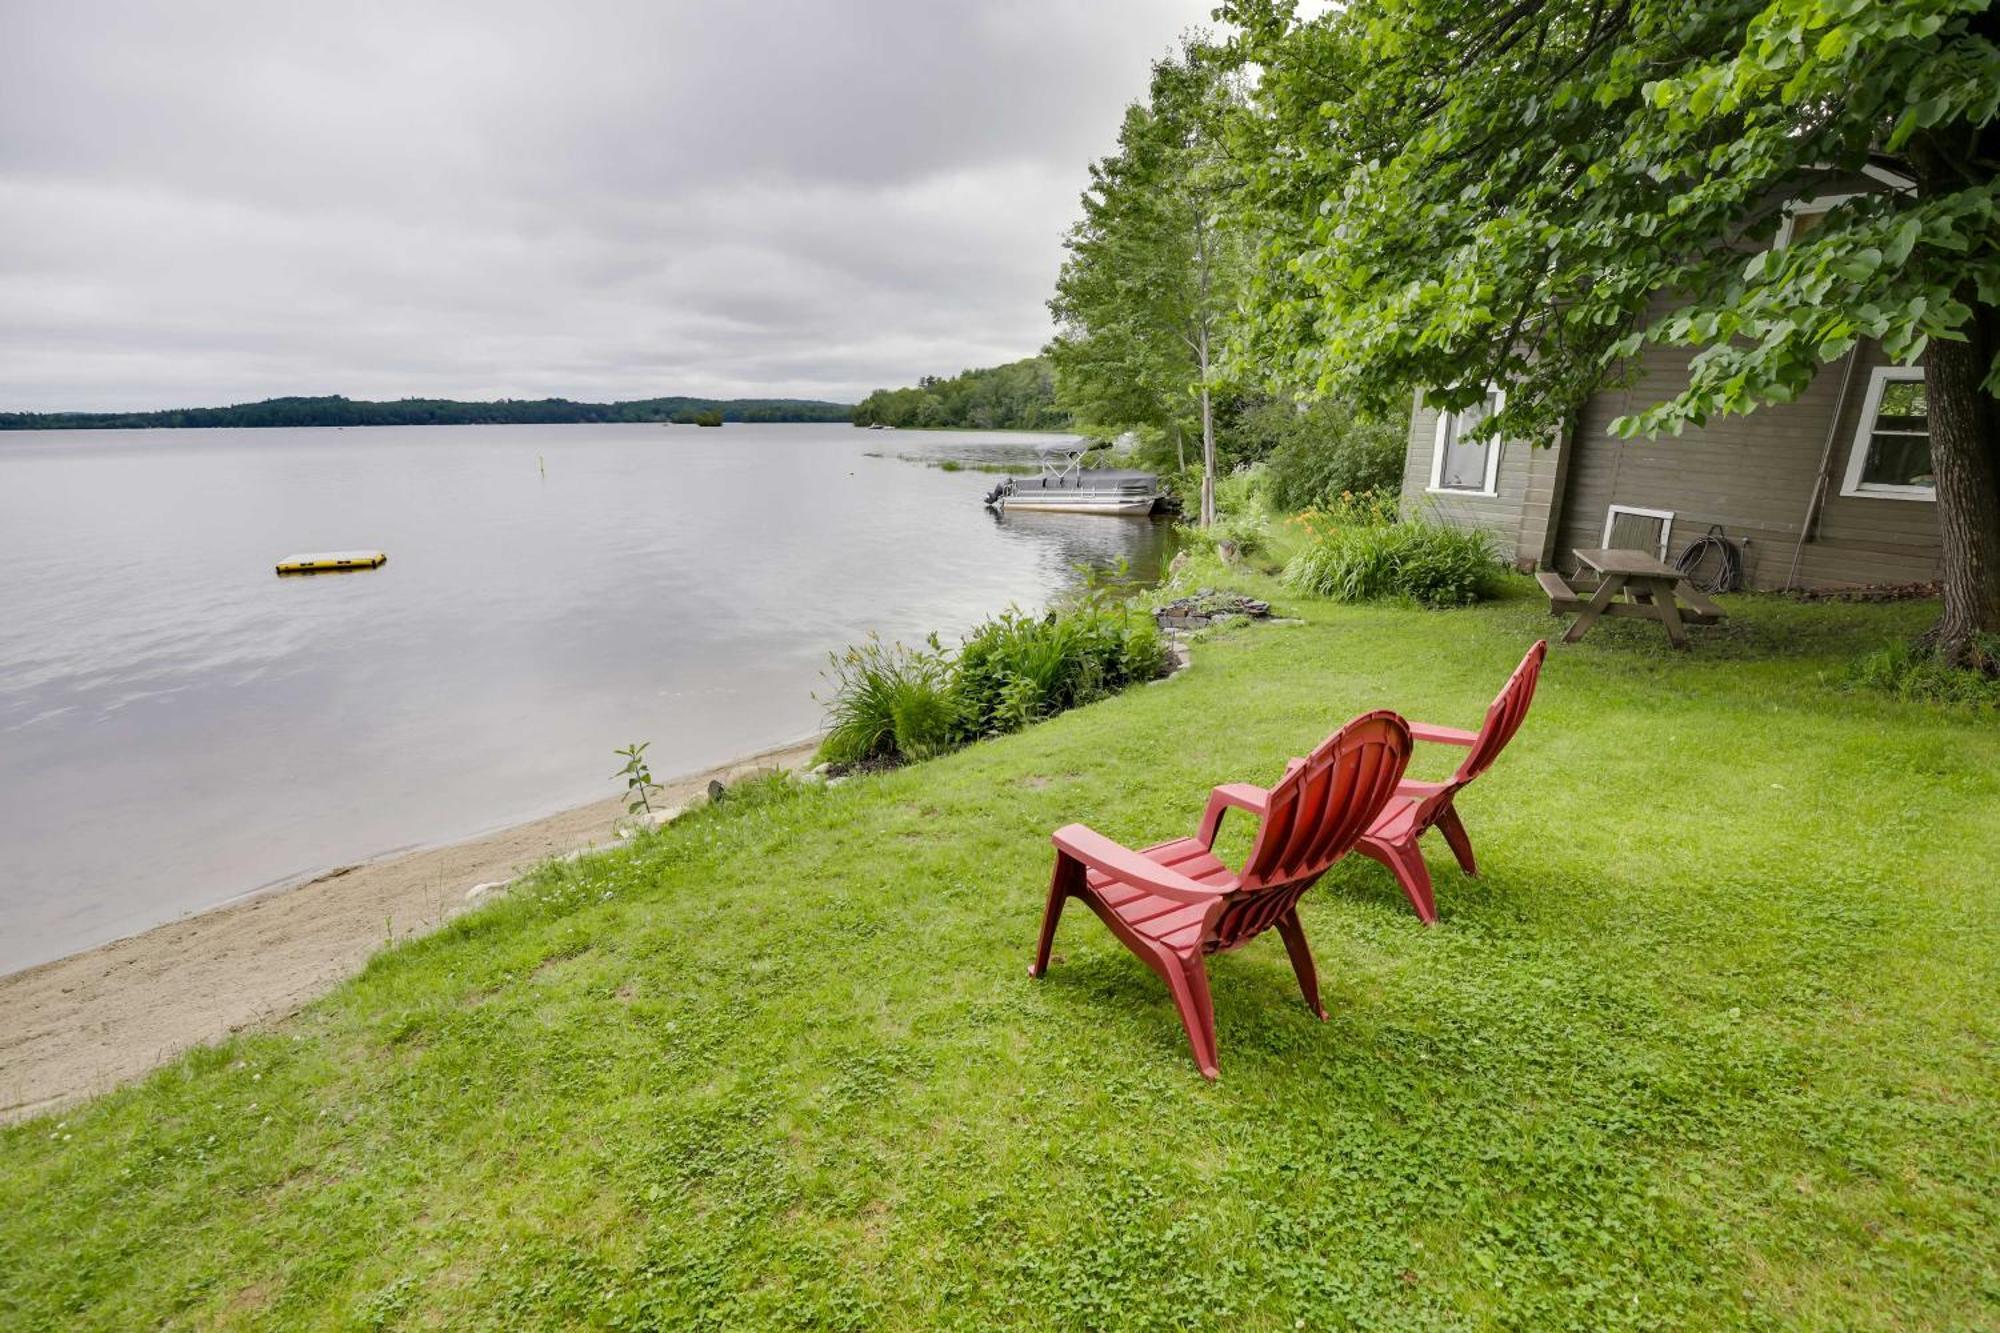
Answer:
0;735;821;1123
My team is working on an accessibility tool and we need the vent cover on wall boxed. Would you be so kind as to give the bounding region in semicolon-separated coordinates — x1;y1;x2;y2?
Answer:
1602;505;1675;560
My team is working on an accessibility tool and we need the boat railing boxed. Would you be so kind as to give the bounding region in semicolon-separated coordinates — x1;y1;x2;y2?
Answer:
1037;447;1085;483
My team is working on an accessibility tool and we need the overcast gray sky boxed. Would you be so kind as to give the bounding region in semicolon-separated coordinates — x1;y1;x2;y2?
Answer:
0;1;1218;411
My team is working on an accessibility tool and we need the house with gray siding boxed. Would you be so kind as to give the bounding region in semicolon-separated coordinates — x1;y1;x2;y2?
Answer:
1401;183;1941;591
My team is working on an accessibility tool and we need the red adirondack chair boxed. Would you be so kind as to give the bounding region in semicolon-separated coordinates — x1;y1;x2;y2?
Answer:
1029;710;1413;1080
1356;640;1547;924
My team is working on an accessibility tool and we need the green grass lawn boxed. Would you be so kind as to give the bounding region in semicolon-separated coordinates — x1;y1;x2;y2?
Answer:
3;582;1995;1330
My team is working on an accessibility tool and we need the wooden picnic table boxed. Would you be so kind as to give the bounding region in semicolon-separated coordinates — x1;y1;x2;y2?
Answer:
1536;547;1726;649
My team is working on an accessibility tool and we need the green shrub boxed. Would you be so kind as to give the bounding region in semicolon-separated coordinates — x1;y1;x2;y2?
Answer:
1255;397;1406;513
1163;463;1276;563
1284;505;1499;608
1216;509;1268;557
1119;616;1170;682
814;605;1167;767
1178;506;1268;559
1847;636;2000;709
954;611;1070;732
1157;461;1203;512
814;635;957;767
952;606;1164;738
1157;460;1263;515
1214;466;1266;513
891;683;960;760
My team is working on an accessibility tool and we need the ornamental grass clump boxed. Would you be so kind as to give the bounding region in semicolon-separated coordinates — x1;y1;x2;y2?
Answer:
813;634;958;768
1284;501;1500;608
814;604;1167;769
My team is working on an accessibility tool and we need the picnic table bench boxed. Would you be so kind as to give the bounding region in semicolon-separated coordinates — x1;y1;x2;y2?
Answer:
1538;547;1725;649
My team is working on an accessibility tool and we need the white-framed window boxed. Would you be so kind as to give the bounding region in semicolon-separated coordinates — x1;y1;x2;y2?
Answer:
1428;387;1505;497
1840;366;1933;501
1775;192;1858;248
1601;505;1675;560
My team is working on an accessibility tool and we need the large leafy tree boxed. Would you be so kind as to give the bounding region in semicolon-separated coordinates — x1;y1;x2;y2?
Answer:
1049;42;1249;525
1227;0;2000;665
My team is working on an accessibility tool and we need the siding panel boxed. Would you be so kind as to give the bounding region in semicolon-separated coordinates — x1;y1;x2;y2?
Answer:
1397;338;1941;589
1401;392;1563;566
1550;343;1940;589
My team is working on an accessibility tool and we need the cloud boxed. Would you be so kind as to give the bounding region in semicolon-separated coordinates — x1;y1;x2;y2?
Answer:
0;0;1218;411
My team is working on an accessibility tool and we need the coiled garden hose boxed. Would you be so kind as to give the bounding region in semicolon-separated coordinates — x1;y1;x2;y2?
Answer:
1675;524;1742;594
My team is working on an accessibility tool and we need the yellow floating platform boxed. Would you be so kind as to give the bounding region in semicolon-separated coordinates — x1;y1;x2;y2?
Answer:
275;550;388;575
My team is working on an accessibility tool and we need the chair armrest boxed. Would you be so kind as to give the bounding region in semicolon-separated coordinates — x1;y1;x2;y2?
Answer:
1052;824;1229;904
1197;783;1268;848
1408;721;1478;747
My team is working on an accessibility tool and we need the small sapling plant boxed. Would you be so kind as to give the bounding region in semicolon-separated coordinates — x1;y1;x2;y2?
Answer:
1068;555;1133;612
613;741;662;816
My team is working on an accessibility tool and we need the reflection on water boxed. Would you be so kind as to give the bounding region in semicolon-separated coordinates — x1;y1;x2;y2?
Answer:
0;423;1176;972
986;506;1178;591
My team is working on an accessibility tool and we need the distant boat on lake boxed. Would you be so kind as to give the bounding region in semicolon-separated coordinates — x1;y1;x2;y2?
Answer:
983;442;1161;516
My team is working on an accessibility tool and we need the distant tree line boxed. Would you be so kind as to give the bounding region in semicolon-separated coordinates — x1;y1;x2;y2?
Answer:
0;394;855;431
850;357;1068;430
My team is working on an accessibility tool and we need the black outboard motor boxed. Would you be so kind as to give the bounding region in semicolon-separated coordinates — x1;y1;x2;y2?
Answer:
982;481;1009;509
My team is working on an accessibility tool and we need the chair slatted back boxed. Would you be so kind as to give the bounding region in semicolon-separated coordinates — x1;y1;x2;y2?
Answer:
1209;711;1412;950
1400;640;1546;835
1455;640;1547;786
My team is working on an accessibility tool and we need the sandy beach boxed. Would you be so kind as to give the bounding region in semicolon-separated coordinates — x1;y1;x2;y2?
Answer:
0;737;819;1123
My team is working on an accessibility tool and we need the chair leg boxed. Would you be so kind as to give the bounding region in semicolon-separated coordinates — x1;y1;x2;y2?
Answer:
1358;836;1438;925
1434;804;1478;877
1162;952;1220;1080
1275;910;1327;1020
1029;852;1082;978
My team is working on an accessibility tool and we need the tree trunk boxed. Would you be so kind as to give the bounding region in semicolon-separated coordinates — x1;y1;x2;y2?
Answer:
1200;382;1216;527
1196;316;1217;528
1911;79;2000;671
1192;208;1218;527
1922;289;2000;669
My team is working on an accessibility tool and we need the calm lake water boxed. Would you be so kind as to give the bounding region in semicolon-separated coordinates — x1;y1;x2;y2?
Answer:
0;424;1174;974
